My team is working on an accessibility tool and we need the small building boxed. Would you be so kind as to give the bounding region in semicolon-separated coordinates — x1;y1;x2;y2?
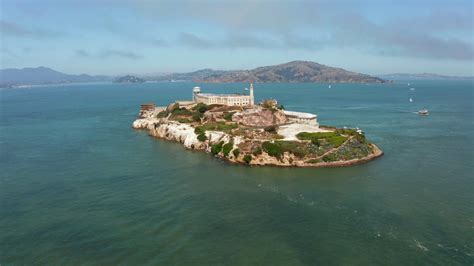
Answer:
192;83;255;106
283;110;319;126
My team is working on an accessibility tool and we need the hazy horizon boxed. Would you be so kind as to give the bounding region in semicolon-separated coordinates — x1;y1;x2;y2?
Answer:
1;0;473;76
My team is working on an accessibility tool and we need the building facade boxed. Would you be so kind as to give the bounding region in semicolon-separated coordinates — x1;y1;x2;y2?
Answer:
192;84;255;107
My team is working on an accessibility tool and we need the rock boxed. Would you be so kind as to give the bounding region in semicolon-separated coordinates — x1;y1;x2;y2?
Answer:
232;107;287;127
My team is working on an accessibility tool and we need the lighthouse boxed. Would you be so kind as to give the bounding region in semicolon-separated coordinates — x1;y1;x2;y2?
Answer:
249;83;254;106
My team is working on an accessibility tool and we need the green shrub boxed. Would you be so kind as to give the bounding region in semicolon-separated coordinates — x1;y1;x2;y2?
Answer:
171;107;193;116
327;135;347;147
262;141;308;159
233;148;240;157
296;132;347;148
192;103;209;113
264;125;277;133
156;110;169;118
252;146;262;156
175;117;192;123
322;153;338;162
198;122;238;132
297;132;338;140
273;134;285;140
192;112;202;122
211;141;224;155
197;133;207;142
194;126;205;135
223;112;235;121
243;154;252;163
222;141;234;157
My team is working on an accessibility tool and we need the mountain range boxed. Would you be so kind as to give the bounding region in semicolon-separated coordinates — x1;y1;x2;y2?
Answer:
376;73;474;80
3;61;471;87
155;61;386;83
0;67;110;87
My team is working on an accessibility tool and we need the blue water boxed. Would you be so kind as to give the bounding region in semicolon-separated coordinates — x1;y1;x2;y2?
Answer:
1;81;473;265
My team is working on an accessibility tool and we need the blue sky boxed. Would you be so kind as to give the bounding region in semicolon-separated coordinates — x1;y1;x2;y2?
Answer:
1;0;473;76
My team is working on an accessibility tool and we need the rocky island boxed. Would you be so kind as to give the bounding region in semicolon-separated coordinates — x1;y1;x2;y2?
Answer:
133;84;383;167
113;75;145;83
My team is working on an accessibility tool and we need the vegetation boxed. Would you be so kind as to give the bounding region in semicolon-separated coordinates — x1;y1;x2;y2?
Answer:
232;148;240;158
197;133;207;142
262;141;309;159
306;158;321;164
264;125;277;133
156;110;169;118
194;126;205;135
194;122;238;134
192;102;209;114
252;146;262;156
211;141;224;155
222;140;234;157
223;112;235;121
322;153;338;162
175;117;192;123
171;107;193;116
296;132;348;148
192;112;202;122
243;154;252;163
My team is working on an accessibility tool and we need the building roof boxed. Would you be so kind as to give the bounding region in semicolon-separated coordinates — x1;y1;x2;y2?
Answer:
283;110;317;119
198;93;250;98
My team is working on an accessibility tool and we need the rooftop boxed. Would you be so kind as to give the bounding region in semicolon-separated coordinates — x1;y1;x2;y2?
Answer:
283;110;317;119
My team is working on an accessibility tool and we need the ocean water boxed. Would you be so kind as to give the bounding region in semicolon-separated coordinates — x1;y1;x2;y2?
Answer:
0;81;473;265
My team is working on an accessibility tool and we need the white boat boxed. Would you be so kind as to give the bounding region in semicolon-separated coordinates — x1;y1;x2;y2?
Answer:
410;98;413;102
328;85;332;89
410;88;415;91
418;108;429;115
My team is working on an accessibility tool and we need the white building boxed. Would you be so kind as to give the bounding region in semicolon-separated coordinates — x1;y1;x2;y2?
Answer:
283;110;319;126
192;83;255;106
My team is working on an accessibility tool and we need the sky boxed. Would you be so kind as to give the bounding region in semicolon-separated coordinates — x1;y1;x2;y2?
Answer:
0;0;473;76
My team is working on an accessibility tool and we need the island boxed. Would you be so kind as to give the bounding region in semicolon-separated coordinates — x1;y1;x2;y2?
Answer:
133;84;383;167
113;75;145;83
154;61;387;83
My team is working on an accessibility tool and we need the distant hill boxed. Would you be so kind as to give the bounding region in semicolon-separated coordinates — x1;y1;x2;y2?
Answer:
154;61;386;83
0;66;111;87
113;75;145;83
377;73;474;80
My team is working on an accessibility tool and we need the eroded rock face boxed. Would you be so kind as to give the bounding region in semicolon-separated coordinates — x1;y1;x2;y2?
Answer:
232;108;287;127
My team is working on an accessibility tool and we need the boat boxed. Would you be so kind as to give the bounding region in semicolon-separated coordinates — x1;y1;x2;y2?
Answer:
328;85;332;89
410;98;413;102
418;108;429;115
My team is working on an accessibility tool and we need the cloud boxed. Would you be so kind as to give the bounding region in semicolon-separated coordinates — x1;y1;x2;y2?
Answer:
176;32;322;50
135;1;473;60
75;49;89;57
74;49;142;60
0;20;62;38
178;33;214;48
328;13;474;60
98;49;142;60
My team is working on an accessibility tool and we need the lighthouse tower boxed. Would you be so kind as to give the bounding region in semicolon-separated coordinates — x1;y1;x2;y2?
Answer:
249;83;254;106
